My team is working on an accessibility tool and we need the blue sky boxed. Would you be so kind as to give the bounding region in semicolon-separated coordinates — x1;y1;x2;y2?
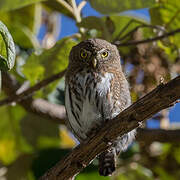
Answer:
38;1;179;127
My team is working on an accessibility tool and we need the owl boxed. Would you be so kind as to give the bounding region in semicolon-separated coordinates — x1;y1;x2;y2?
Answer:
65;38;136;176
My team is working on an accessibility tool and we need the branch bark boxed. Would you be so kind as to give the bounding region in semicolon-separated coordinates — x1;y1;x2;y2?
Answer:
2;72;180;143
40;75;180;180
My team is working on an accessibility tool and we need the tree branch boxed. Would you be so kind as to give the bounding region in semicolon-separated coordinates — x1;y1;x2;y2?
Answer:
2;72;66;124
114;28;180;46
40;76;180;180
0;70;66;107
56;0;74;16
77;0;87;13
2;72;180;143
115;24;165;43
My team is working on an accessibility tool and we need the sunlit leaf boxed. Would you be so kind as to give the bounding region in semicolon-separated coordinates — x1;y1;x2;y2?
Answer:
0;0;45;11
43;0;74;19
0;139;17;164
0;21;15;71
150;0;180;48
22;37;76;94
0;4;41;48
0;105;27;164
89;0;155;14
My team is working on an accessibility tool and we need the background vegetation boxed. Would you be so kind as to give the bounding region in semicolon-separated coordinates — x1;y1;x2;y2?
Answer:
0;0;180;179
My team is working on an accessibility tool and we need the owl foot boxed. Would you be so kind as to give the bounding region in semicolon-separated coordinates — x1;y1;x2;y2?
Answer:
98;148;116;176
99;165;115;176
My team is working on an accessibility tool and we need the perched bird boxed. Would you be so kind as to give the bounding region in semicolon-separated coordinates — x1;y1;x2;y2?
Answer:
65;38;136;176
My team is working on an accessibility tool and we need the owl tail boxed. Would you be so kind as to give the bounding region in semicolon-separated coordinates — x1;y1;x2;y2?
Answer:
98;148;116;176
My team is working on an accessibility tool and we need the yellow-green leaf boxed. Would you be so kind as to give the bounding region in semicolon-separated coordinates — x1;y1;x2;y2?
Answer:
0;21;15;71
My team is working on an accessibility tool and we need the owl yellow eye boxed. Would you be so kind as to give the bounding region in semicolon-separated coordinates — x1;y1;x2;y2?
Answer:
101;51;108;58
80;50;88;59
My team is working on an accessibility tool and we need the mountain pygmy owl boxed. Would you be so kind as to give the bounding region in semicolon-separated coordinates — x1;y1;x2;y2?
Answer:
65;38;136;176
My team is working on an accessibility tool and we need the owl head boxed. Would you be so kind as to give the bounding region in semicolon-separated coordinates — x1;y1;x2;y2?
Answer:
68;38;121;72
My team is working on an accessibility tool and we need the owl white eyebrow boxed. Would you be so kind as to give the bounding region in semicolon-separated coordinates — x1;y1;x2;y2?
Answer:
97;48;108;54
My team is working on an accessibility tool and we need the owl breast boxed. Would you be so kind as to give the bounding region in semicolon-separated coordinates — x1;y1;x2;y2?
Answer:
65;70;119;142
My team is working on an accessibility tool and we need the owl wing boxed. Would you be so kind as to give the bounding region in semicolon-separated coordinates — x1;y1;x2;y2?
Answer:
112;72;131;112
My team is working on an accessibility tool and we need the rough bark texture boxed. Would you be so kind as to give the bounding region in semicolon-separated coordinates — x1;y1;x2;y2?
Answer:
40;75;180;180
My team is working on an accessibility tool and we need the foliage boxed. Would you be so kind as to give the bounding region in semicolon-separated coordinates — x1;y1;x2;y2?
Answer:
0;0;180;180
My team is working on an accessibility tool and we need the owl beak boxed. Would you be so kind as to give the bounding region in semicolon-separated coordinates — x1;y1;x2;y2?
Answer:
92;58;97;68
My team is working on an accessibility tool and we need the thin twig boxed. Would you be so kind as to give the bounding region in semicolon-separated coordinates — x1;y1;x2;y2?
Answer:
165;9;180;29
113;19;160;42
56;0;74;16
70;0;85;34
70;0;81;22
77;0;87;13
115;24;165;43
114;28;180;46
0;70;66;106
113;19;134;42
2;72;66;124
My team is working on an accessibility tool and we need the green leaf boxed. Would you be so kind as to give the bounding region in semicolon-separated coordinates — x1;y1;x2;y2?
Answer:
22;37;76;93
21;113;60;149
0;105;27;164
150;0;180;28
0;4;41;48
78;15;149;42
76;163;110;180
0;21;15;71
150;0;180;48
77;16;111;41
0;0;45;11
43;0;74;19
109;15;148;40
77;171;109;180
89;0;155;14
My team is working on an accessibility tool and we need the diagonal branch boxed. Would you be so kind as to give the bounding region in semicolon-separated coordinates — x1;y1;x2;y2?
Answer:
40;75;180;180
0;70;66;107
56;0;74;15
114;28;180;46
115;24;165;43
2;72;66;124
